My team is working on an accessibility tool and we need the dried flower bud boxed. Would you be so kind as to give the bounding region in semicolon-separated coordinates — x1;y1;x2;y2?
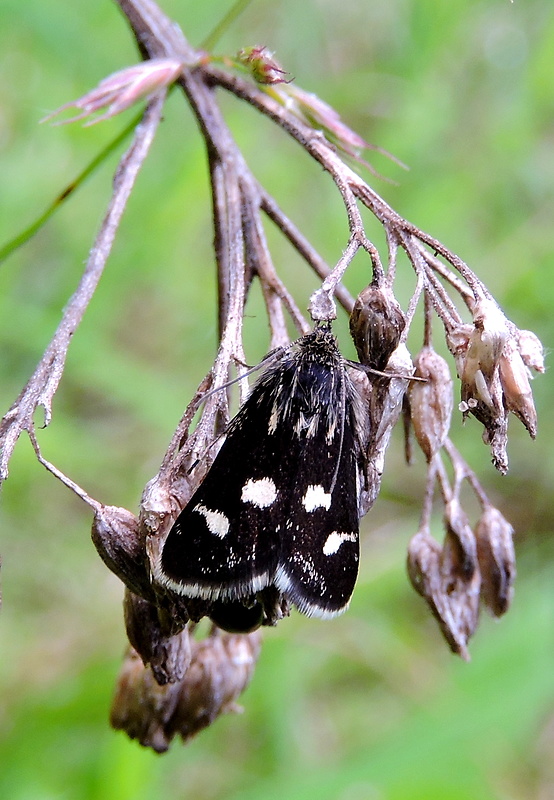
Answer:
443;499;479;582
91;505;154;600
407;528;442;598
349;284;406;370
124;590;191;685
238;46;291;84
43;58;184;126
499;337;537;438
167;630;262;745
517;329;545;374
474;507;515;616
409;346;453;461
110;647;183;753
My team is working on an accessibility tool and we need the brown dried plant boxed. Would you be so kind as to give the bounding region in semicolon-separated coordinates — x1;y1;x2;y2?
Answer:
0;0;543;750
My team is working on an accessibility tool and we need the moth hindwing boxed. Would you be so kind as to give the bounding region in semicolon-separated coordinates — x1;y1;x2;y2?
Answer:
153;325;363;626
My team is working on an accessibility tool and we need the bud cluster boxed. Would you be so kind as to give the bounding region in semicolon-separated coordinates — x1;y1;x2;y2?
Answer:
407;492;515;660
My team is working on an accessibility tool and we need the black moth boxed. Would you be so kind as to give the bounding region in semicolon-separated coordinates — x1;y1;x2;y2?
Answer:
153;324;364;631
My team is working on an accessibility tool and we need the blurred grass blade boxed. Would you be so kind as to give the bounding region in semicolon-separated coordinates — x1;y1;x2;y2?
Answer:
200;0;254;51
0;110;141;265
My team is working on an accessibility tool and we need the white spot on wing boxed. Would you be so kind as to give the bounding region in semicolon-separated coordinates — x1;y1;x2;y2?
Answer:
303;484;331;512
323;531;357;556
242;477;278;508
194;504;230;538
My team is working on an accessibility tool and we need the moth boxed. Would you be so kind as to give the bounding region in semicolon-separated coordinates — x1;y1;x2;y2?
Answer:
152;324;365;631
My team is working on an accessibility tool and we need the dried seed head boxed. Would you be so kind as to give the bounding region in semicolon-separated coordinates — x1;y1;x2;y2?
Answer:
350;284;406;370
409;346;453;461
408;527;475;660
474;507;516;616
110;647;183;753
167;630;262;745
110;630;262;752
443;499;479;582
123;590;191;685
407;528;442;598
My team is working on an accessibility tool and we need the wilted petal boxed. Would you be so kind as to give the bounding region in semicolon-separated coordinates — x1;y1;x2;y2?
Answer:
471;298;510;378
517;329;545;374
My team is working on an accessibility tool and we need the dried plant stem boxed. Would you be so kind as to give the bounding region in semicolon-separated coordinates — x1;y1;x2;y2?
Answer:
0;93;166;482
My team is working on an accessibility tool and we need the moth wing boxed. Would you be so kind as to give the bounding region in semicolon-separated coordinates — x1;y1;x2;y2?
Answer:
275;410;360;618
156;385;286;602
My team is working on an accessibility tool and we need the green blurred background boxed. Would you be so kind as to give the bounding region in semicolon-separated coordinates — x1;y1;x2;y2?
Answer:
1;1;553;798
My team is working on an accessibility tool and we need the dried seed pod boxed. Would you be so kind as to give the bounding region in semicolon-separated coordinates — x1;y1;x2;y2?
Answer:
349;284;406;370
123;589;191;685
499;338;537;438
474;506;516;616
111;630;262;752
409;346;453;461
439;500;481;657
407;528;443;599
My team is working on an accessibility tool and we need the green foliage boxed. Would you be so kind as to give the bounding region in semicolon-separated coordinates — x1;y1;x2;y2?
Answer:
0;1;552;799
